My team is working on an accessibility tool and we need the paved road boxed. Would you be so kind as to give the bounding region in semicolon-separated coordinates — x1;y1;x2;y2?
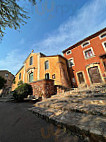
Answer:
0;102;84;142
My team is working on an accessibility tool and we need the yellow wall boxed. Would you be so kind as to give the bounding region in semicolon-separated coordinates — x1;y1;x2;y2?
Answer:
13;53;71;90
40;56;61;85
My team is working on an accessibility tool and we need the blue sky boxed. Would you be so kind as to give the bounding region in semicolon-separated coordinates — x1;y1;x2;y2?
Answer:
0;0;106;75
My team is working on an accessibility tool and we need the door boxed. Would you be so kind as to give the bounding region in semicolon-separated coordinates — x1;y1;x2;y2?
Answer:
88;66;102;83
45;73;50;80
77;72;85;84
29;72;33;82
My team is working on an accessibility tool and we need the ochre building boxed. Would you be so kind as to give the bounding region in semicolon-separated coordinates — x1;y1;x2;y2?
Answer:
12;52;71;92
63;28;106;87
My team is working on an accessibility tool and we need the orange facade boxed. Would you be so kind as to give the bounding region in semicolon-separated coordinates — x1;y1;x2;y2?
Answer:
12;52;71;90
63;28;106;87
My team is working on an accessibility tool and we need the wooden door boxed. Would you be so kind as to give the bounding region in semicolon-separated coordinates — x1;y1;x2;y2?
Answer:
88;66;102;83
77;72;85;84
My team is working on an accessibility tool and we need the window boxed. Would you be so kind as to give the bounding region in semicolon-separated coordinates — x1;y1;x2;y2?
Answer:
82;41;90;48
66;50;71;55
5;73;8;77
102;41;106;52
68;58;74;67
84;48;94;59
45;60;49;70
29;72;33;82
29;56;33;65
45;73;50;80
19;73;21;80
77;72;85;84
52;74;55;79
100;32;106;39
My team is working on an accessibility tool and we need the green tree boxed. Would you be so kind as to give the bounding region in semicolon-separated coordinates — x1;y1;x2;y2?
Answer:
0;0;37;38
0;76;7;89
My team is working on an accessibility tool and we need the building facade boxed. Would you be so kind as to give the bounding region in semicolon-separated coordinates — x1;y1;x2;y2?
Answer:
63;28;106;87
12;52;71;95
0;70;14;95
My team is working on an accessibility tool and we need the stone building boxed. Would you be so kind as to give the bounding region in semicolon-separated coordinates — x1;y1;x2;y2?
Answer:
0;70;14;96
12;52;71;98
63;28;106;87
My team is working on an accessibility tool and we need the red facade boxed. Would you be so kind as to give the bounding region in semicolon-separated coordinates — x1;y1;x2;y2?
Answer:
63;28;106;87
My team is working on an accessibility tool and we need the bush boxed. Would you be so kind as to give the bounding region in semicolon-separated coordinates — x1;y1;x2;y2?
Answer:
17;80;23;86
13;83;33;101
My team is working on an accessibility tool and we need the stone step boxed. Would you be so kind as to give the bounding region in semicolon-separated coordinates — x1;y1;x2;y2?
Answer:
29;107;106;141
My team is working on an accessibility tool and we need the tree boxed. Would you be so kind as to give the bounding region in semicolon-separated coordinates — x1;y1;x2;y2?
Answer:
0;76;7;89
0;0;37;38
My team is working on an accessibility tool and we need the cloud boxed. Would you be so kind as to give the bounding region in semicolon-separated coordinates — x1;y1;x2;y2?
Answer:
32;0;106;55
0;49;27;75
0;0;106;74
19;38;25;45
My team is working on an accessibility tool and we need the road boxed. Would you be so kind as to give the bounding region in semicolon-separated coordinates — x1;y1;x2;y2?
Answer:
0;102;84;142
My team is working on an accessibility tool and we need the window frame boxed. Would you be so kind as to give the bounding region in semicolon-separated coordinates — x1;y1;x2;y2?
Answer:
68;58;75;67
5;73;8;77
45;73;50;80
66;50;72;55
102;41;106;52
29;56;33;65
83;47;95;59
45;60;49;70
99;31;106;39
29;72;33;82
19;73;21;80
81;41;90;48
77;71;85;84
52;74;55;79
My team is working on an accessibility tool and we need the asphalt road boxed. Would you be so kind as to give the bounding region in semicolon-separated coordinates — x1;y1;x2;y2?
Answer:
0;102;84;142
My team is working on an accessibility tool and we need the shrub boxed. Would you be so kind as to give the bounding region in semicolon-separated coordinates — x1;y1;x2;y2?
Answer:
13;83;33;101
17;80;23;86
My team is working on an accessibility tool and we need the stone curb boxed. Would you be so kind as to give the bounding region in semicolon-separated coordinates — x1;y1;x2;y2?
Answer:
28;107;106;142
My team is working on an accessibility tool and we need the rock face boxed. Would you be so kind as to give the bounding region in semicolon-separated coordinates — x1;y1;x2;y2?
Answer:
29;85;106;142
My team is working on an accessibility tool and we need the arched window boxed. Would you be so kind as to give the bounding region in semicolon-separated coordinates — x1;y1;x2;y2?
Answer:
45;60;49;70
45;73;50;80
29;56;33;65
82;41;90;48
100;32;106;39
19;73;21;80
66;50;71;55
29;72;33;82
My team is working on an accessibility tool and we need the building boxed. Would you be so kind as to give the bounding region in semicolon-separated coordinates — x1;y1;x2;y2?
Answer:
0;70;14;95
63;28;106;87
12;52;71;97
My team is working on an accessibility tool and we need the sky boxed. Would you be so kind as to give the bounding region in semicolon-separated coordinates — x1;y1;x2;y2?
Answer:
0;0;106;75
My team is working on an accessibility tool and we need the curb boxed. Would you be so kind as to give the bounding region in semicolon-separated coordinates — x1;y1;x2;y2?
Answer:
28;107;106;142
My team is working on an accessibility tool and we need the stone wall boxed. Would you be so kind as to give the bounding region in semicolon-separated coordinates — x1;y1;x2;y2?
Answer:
30;79;55;98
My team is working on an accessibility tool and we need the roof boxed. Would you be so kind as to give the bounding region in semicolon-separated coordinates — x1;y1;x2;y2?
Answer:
15;66;24;76
62;27;106;53
23;52;46;64
41;54;67;60
0;70;14;76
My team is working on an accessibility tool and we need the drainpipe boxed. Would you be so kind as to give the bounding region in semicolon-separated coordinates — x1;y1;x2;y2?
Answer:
37;53;40;80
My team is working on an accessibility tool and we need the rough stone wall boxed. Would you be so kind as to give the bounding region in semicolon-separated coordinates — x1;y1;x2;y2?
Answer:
0;70;14;95
30;79;55;98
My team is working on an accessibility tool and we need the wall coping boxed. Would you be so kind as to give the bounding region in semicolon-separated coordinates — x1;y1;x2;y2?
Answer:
30;79;54;83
